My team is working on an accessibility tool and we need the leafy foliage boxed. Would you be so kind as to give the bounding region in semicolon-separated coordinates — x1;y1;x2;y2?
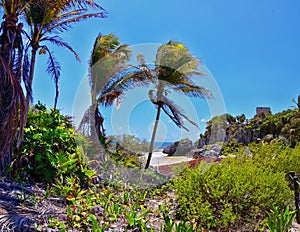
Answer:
12;102;95;183
172;141;296;230
197;108;300;152
267;206;296;232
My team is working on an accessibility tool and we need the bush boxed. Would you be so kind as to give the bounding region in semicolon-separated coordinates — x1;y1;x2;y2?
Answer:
12;102;95;183
105;134;150;167
172;142;295;230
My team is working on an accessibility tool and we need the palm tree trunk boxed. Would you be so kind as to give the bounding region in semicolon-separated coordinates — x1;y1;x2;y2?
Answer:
0;13;21;177
25;47;38;109
145;103;162;169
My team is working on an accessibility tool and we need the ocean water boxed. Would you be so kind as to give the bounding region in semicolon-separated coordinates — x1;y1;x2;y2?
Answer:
154;142;173;149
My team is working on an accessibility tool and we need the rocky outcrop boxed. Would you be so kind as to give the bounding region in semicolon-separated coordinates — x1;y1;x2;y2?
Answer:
193;143;223;158
163;138;194;156
197;126;262;149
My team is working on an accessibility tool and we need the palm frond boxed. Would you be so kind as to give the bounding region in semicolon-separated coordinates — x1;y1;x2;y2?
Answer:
172;79;213;98
43;46;61;109
39;8;86;32
159;95;199;131
42;36;80;61
98;66;151;106
68;0;105;10
41;12;107;36
90;52;132;102
90;33;122;66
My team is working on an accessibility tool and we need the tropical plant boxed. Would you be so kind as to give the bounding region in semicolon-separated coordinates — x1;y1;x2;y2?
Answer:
22;0;106;109
12;102;95;183
0;0;105;177
78;33;132;144
0;0;28;176
95;41;211;168
267;206;296;232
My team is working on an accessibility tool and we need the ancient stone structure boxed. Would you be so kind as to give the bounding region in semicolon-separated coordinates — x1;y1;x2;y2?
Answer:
255;107;271;117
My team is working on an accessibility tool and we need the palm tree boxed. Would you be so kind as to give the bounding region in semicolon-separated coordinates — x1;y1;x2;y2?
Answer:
0;0;30;176
95;40;212;169
0;0;105;176
78;33;132;144
23;0;106;109
143;41;212;168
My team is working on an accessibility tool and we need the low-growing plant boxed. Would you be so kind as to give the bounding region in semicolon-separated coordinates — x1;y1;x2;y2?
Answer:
125;204;149;230
160;212;175;232
267;206;296;232
174;221;197;232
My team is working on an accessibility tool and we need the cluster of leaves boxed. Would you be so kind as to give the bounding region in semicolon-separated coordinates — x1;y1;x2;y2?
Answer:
257;109;300;145
12;102;95;183
172;141;299;230
267;206;296;232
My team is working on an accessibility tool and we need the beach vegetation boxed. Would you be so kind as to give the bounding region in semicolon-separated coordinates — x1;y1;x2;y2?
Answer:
172;141;299;230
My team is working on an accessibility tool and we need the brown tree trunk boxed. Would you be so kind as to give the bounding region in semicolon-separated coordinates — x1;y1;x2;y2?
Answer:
145;103;162;169
0;13;25;177
25;47;38;109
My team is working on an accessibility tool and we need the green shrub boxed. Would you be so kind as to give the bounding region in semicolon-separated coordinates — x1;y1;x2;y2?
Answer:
237;141;300;176
172;142;295;230
12;102;95;183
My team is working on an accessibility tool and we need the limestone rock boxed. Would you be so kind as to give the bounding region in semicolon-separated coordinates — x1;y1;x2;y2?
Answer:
193;143;223;158
163;139;193;156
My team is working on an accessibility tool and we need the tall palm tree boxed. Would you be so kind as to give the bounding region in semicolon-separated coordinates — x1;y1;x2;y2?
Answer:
0;0;30;176
23;0;106;109
0;0;105;176
144;41;212;168
96;41;212;169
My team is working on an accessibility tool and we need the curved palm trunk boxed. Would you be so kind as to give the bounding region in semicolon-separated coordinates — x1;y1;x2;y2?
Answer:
145;103;162;169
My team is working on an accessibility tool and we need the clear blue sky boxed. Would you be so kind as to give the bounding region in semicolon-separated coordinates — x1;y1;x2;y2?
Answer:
32;0;300;142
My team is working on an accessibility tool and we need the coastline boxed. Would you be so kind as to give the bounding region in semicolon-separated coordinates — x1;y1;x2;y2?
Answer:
141;149;193;167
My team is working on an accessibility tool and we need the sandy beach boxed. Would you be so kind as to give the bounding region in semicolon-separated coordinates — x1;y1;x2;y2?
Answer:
141;150;193;167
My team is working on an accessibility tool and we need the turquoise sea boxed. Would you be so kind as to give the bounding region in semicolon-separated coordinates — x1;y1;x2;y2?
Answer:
154;142;173;149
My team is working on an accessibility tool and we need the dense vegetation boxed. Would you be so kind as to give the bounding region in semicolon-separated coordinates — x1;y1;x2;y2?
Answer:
1;102;298;231
0;1;298;230
173;141;300;230
12;102;95;183
198;107;300;151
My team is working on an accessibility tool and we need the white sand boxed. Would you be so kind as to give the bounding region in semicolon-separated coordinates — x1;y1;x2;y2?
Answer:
141;150;193;167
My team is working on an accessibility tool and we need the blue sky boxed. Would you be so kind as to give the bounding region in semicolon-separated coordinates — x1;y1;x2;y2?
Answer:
32;0;300;142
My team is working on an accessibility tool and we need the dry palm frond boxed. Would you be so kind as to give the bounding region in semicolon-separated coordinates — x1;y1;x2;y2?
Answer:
160;95;199;131
0;55;25;176
44;47;61;109
42;36;80;61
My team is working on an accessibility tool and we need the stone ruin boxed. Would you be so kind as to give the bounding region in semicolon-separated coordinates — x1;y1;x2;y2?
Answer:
255;107;271;118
